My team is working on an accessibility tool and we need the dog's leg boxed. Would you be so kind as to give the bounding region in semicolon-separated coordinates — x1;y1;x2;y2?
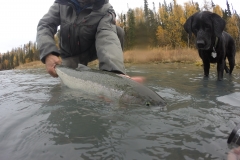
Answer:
226;37;236;74
203;62;210;77
224;62;230;73
217;61;225;81
228;56;235;74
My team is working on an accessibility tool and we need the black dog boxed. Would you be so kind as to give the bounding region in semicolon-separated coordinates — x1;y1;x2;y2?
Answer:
184;11;236;81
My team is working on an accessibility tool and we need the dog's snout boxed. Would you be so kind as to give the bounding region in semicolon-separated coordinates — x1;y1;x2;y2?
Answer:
196;40;205;48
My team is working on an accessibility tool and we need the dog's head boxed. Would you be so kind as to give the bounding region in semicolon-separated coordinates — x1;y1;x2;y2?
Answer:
183;11;226;50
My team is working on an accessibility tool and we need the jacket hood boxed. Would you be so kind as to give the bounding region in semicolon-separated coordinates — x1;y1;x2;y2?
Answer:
54;0;108;13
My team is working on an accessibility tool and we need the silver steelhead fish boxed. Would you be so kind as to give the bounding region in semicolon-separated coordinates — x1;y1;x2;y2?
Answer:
55;64;166;107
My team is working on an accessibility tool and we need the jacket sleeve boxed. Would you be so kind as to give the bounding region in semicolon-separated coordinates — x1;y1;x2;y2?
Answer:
36;3;61;63
95;4;126;74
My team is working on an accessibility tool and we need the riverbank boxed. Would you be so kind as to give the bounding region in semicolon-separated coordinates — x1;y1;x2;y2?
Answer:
124;48;201;64
15;61;45;69
15;48;240;69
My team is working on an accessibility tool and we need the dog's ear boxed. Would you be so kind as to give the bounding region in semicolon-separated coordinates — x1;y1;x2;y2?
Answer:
211;13;226;37
184;16;193;37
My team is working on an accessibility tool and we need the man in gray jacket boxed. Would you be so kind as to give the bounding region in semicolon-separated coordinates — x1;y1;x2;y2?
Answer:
37;0;127;78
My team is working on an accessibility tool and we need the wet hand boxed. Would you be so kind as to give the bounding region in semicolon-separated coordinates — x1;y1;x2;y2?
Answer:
228;147;240;160
45;54;62;77
130;76;146;83
121;74;146;83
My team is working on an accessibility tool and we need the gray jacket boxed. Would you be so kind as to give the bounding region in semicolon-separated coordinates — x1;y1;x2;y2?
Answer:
36;0;126;74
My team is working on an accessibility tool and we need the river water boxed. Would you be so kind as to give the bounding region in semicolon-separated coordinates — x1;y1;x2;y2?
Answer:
0;63;240;160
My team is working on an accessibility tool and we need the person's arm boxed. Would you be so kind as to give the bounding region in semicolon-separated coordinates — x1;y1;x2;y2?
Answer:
95;3;145;83
95;4;126;74
36;3;62;77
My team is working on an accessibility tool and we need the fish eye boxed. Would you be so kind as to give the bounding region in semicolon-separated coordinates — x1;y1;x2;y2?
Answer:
145;102;151;107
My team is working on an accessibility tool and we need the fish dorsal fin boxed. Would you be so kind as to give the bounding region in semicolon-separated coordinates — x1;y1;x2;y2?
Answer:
76;64;91;71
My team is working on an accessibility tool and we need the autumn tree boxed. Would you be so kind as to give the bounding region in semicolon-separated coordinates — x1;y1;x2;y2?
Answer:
157;2;169;46
157;0;186;48
156;25;168;47
13;55;19;67
183;1;200;48
134;7;145;24
184;1;200;18
226;13;240;50
213;5;223;17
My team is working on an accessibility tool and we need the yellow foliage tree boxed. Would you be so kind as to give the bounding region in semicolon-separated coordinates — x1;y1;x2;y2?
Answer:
183;1;199;48
134;7;144;25
25;58;30;63
4;59;9;68
226;14;240;43
213;5;223;17
183;1;199;19
13;55;17;67
157;0;186;48
156;26;169;46
158;5;168;29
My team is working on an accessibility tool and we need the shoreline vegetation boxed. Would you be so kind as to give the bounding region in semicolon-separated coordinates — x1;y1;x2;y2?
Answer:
15;48;240;70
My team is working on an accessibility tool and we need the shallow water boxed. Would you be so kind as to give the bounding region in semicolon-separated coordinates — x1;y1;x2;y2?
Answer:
0;63;240;160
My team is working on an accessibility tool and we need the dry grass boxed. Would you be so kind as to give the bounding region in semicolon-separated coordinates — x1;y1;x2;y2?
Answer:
14;60;100;70
236;53;240;69
15;61;45;70
14;48;240;69
124;48;201;64
124;48;240;69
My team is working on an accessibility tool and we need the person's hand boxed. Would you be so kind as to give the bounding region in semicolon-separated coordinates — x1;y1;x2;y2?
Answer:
45;54;62;77
130;76;146;83
121;74;146;83
228;146;240;160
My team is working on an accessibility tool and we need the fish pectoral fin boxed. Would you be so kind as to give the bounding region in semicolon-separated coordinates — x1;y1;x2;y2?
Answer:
76;64;91;71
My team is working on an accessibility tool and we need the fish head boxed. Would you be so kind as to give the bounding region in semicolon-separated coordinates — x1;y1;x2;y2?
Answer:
119;85;166;108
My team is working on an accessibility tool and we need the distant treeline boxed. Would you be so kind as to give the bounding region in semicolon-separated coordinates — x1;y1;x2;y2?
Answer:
120;0;240;50
0;42;40;70
0;0;239;71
